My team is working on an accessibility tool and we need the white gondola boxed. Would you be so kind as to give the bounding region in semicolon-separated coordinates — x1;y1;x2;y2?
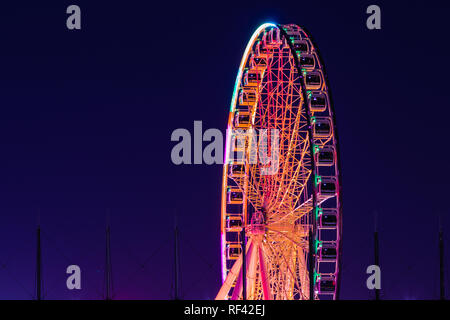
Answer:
226;243;242;260
263;28;282;48
313;117;332;138
318;243;337;261
243;70;262;87
318;277;336;294
305;71;323;90
319;208;338;227
239;88;257;106
229;164;245;177
309;91;328;112
226;214;243;231
299;53;316;69
227;188;243;204
250;54;267;71
292;39;310;53
234;111;251;128
318;176;337;196
316;146;335;166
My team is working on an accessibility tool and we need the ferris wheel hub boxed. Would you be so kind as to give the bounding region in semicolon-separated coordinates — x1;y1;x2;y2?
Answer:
248;223;266;236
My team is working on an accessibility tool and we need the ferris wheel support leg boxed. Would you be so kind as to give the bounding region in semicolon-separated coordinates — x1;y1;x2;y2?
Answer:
259;245;272;300
215;239;253;300
231;269;243;300
215;256;242;300
231;241;254;300
246;241;260;299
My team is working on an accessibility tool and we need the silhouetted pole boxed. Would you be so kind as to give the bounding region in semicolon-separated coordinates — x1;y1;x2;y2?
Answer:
308;229;314;300
374;212;380;300
174;216;180;300
241;227;247;300
439;219;445;300
105;214;112;300
36;220;42;301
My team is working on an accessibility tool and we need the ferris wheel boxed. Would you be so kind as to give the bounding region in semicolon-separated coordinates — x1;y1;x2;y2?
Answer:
216;23;342;300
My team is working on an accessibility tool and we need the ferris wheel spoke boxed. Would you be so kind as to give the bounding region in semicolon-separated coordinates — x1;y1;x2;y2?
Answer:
296;246;310;299
266;225;307;249
272;144;311;220
273;95;305;202
269;191;314;226
264;240;302;299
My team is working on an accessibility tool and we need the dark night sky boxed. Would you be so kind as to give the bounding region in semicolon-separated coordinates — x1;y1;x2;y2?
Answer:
0;0;449;299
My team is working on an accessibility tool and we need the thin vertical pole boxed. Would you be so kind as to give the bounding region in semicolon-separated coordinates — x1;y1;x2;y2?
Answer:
241;227;247;300
439;218;445;300
308;229;314;300
374;212;380;300
36;222;42;301
105;212;112;300
174;216;180;300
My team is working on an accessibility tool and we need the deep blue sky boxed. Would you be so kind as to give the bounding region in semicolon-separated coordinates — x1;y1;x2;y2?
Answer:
0;0;449;299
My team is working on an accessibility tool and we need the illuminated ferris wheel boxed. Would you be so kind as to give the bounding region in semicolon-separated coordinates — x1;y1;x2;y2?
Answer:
216;23;342;300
